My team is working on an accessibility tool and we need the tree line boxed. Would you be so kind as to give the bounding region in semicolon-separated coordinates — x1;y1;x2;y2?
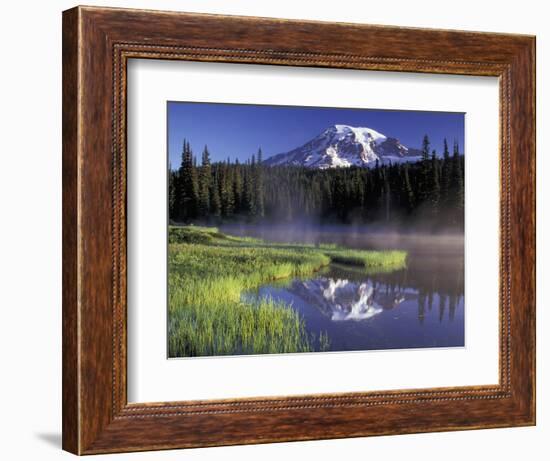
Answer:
169;135;464;229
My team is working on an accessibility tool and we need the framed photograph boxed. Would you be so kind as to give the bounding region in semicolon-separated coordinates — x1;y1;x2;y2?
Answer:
62;6;535;455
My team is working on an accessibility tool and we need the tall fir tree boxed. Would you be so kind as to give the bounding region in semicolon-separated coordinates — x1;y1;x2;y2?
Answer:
232;160;243;213
221;162;235;217
383;166;391;222
441;138;452;208
178;139;199;221
241;167;251;217
255;148;265;217
210;166;221;219
403;162;415;214
419;134;431;203
421;135;431;162
244;155;257;217
430;150;441;219
198;145;211;218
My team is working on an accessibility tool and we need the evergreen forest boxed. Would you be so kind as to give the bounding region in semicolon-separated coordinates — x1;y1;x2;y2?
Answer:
169;135;464;230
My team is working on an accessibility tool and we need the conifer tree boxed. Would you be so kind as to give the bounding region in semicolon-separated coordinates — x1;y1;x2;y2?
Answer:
422;135;431;162
430;150;441;219
255;148;265;217
441;138;452;208
385;171;392;222
210;168;221;219
232;160;243;213
257;149;263;164
198;145;211;217
321;178;333;219
224;164;235;217
419;134;431;203
245;155;257;217
178;139;199;221
403;162;415;213
242;167;253;218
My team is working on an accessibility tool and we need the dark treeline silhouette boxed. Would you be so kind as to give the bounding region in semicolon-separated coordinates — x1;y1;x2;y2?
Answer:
169;135;464;230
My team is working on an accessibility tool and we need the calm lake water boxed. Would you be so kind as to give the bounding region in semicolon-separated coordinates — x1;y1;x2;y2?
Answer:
222;224;465;352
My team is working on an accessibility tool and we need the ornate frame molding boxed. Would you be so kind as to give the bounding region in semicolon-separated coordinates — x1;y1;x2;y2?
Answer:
63;6;535;454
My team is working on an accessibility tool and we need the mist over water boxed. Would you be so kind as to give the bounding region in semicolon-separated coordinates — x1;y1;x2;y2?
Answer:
224;223;464;352
221;223;464;265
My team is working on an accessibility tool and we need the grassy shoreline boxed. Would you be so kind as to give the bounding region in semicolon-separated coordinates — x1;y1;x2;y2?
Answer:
168;226;407;357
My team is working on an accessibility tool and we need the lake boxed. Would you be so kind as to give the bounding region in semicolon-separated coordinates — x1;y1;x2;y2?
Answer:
222;224;465;353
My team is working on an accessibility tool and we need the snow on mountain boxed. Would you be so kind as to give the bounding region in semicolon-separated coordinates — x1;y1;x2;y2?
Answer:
285;277;406;321
264;124;422;169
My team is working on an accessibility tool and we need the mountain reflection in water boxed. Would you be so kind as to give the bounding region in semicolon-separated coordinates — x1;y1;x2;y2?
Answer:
288;278;388;321
231;225;465;352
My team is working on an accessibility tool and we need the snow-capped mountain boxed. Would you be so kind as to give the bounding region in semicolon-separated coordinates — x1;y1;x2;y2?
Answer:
264;124;422;169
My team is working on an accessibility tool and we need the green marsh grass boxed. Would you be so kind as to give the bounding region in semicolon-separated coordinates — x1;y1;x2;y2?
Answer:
323;248;407;269
168;226;407;357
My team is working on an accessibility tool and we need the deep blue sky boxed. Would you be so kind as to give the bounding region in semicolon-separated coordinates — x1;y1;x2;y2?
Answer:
168;101;464;166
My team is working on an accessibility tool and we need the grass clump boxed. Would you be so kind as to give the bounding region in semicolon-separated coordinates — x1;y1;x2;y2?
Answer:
323;248;408;269
168;225;229;244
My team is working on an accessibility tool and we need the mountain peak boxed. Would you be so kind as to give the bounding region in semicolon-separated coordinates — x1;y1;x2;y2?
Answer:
330;124;386;140
264;125;421;169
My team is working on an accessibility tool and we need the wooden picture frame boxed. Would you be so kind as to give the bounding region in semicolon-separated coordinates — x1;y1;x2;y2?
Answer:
62;5;535;455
